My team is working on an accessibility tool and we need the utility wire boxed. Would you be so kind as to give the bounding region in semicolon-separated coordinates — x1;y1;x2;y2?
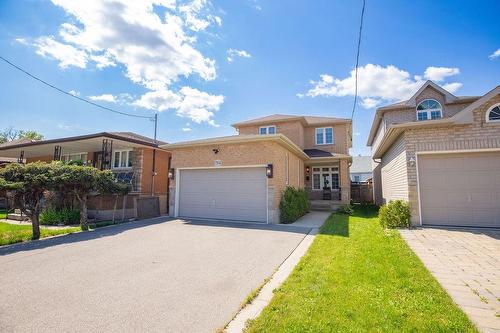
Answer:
0;55;153;119
350;0;366;121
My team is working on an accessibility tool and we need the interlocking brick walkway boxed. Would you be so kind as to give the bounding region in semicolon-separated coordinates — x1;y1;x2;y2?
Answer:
400;227;500;333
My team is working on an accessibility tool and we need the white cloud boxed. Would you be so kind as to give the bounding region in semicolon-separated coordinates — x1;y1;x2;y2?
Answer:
441;82;462;93
424;67;460;82
89;94;117;103
134;87;224;126
68;90;80;96
489;48;500;60
182;127;192;132
24;0;225;125
34;36;88;68
227;48;251;62
360;97;382;109
300;64;462;109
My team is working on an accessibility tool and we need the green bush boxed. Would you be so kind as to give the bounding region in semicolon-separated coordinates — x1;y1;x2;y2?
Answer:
40;208;80;225
379;200;411;228
280;186;310;224
336;204;354;215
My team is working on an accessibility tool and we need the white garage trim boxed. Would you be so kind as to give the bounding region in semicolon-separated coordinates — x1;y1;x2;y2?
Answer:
416;149;500;227
174;165;269;223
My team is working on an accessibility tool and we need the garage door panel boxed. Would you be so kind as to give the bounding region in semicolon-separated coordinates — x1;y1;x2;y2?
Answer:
178;168;268;223
418;152;500;228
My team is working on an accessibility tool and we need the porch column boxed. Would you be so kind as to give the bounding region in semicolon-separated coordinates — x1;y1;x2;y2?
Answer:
340;159;350;204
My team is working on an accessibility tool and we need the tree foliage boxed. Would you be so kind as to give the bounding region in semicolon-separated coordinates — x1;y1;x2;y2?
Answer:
0;126;44;144
0;162;130;238
0;162;55;239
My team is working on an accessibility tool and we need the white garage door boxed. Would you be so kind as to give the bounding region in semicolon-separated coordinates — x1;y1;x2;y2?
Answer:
418;152;500;228
177;167;268;223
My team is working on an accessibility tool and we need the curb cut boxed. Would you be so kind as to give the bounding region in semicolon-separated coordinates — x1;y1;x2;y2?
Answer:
225;227;319;333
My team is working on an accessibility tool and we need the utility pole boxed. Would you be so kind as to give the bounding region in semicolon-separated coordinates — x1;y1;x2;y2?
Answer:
151;112;158;196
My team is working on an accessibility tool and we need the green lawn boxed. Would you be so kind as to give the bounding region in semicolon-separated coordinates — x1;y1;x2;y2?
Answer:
245;206;476;332
0;222;80;246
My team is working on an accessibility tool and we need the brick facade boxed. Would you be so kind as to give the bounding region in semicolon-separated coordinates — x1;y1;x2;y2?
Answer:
374;88;500;225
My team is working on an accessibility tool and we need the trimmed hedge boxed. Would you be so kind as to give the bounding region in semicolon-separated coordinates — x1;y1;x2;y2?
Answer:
280;186;310;224
40;208;80;225
379;200;411;228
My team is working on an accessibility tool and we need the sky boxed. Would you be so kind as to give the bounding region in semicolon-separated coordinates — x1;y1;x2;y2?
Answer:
0;0;499;156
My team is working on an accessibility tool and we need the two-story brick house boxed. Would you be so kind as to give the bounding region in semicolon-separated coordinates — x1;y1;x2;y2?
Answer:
368;81;500;228
163;114;352;224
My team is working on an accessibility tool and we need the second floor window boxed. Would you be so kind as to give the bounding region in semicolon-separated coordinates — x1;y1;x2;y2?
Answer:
259;126;276;135
315;127;333;145
417;99;442;121
113;150;132;168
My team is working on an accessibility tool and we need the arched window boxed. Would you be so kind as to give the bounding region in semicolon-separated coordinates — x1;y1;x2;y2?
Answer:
416;99;442;121
486;104;500;123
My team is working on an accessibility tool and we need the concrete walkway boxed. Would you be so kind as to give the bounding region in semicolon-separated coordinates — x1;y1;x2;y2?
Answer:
400;227;500;333
1;219;74;230
286;211;331;229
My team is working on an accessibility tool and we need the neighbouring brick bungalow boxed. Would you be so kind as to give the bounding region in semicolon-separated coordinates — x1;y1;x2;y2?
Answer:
162;114;352;224
368;81;500;227
0;132;171;220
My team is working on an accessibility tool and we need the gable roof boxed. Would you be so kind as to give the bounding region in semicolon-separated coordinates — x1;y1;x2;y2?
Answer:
0;138;37;148
370;85;500;159
367;81;481;146
231;114;351;127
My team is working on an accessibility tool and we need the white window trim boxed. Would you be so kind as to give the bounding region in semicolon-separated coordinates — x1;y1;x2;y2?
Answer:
259;125;277;135
416;99;443;121
485;103;500;123
312;165;339;191
112;149;133;169
315;127;334;145
61;152;88;163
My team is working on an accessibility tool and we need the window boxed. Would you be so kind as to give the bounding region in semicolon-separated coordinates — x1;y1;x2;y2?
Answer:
486;104;500;123
113;150;132;168
312;166;339;190
315;127;333;145
416;99;442;121
354;175;360;183
259;125;276;135
61;152;87;164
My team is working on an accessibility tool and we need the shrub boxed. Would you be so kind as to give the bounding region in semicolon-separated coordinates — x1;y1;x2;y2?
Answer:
337;204;354;215
280;187;310;224
379;200;411;228
40;208;80;225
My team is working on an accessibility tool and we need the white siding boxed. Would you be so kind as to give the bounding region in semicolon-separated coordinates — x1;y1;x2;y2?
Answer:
381;134;408;203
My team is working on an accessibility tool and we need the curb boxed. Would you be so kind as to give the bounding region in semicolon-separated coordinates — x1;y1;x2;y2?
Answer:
225;227;319;333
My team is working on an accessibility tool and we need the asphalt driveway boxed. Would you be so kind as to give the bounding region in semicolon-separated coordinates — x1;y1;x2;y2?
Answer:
0;217;310;333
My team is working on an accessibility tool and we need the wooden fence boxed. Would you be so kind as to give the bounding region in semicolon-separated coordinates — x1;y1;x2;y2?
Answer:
350;183;373;204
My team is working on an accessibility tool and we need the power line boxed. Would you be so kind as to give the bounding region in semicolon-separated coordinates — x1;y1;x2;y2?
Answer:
350;0;366;121
0;55;152;119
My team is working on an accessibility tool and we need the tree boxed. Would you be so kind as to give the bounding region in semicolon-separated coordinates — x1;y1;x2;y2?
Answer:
0;162;55;239
53;164;129;230
0;127;44;144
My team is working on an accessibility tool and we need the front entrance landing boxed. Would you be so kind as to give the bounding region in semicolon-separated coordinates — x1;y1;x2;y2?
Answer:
400;227;500;332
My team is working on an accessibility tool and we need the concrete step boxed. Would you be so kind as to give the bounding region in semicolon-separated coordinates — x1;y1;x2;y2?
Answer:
310;201;342;212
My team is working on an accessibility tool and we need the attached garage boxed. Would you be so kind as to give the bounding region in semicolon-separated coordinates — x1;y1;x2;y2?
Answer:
417;151;500;228
176;167;268;223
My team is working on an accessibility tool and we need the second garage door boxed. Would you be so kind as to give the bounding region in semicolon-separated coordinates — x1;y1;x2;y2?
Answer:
418;152;500;228
178;167;268;223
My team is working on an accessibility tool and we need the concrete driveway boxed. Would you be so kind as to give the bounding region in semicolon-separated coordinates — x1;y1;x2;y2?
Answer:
0;218;310;333
400;227;500;332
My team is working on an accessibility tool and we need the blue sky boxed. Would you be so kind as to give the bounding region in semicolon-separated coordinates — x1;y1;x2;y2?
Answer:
0;0;498;155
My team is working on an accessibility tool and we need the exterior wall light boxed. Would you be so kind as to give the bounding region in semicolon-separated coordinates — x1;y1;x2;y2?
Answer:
408;156;416;167
266;163;273;178
168;168;175;179
305;166;310;174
